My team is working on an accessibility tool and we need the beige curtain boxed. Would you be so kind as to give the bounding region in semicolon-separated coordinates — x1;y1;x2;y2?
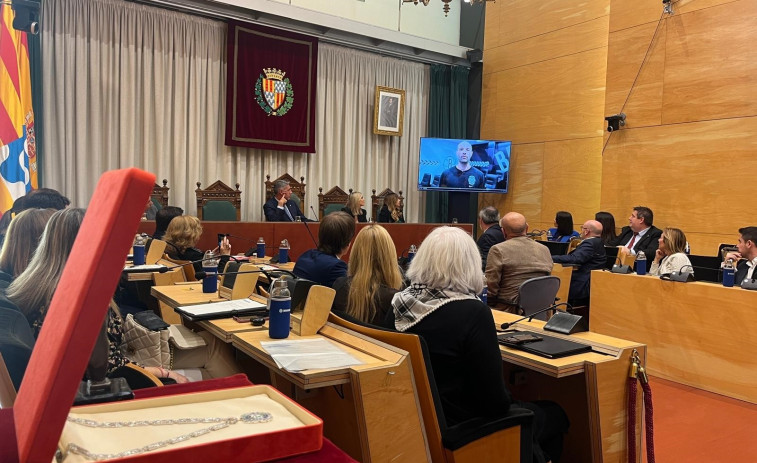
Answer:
41;0;429;222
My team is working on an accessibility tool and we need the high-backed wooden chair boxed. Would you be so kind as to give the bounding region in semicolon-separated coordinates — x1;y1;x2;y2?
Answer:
328;313;533;463
371;188;403;221
151;179;169;209
318;186;351;219
266;174;306;212
195;180;241;221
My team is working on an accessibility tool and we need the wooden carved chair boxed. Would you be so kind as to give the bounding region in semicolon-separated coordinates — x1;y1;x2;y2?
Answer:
318;186;351;220
371;188;404;222
195;181;242;221
151;179;169;209
265;174;306;213
328;313;533;463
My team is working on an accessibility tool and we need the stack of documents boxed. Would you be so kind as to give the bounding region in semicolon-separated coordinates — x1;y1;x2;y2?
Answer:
261;338;364;372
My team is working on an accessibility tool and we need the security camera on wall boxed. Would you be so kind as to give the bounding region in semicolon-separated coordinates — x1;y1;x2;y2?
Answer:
605;113;626;132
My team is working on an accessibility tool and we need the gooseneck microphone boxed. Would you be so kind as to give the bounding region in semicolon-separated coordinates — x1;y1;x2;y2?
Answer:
661;264;695;282
310;206;320;222
500;302;571;330
610;252;633;274
303;220;318;247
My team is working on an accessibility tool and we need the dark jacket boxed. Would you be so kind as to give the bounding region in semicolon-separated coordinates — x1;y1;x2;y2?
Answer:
331;276;398;326
293;249;347;288
552;237;606;302
735;259;753;285
263;197;311;222
340;207;367;223
610;226;662;261
165;242;229;273
477;224;505;271
377;205;404;223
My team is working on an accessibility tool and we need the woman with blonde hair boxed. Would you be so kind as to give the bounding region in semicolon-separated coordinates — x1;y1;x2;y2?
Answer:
0;208;56;283
332;225;403;325
649;227;693;276
341;191;367;222
377;193;404;223
164;215;230;272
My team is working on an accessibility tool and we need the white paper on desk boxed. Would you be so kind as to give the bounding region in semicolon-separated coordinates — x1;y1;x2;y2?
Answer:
258;265;279;271
261;338;364;372
177;298;266;317
123;264;166;272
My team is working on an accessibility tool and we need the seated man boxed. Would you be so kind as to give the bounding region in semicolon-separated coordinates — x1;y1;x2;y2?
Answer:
264;179;311;222
486;212;553;312
476;206;504;271
610;206;662;260
293;211;355;287
725;226;757;285
552;220;606;305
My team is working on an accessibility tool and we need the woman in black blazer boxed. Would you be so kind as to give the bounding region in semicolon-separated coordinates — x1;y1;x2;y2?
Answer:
376;192;404;223
341;191;367;223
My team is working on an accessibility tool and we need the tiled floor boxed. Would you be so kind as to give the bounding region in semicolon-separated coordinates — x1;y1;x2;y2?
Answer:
642;377;757;462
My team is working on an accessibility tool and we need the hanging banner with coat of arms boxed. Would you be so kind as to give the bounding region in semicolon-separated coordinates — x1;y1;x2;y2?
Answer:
226;22;318;153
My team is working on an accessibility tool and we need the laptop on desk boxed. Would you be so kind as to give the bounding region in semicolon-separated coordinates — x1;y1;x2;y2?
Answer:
498;331;592;359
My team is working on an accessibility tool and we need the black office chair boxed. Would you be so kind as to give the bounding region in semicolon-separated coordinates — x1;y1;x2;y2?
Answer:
517;276;560;321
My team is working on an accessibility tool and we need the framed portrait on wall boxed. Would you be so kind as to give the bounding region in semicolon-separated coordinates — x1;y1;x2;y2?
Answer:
373;86;405;136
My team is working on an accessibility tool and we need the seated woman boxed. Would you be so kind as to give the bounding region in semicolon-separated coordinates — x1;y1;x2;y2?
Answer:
595;211;618;246
332;225;403;326
649;227;693;277
164;215;230;272
341;191;367;223
294;211;355;287
377;193;404;223
548;211;580;242
0;208;56;286
7;208;240;384
392;226;567;462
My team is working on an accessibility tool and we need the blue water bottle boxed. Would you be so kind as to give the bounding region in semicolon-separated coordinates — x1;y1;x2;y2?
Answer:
278;239;290;264
268;278;291;339
256;237;266;258
202;250;219;293
132;234;147;265
635;251;647;276
408;244;417;262
723;259;735;287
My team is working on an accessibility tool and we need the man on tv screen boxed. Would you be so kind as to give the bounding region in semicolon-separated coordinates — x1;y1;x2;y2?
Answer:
439;141;485;189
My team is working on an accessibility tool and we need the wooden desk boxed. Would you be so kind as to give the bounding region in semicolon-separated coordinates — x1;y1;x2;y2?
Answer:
233;323;430;463
138;221;473;262
590;270;757;404
492;311;645;463
150;283;225;307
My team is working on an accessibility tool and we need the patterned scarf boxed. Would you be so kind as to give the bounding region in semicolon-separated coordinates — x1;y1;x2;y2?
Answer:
392;284;480;332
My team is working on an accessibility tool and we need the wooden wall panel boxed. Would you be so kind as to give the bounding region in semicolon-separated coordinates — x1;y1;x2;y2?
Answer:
600;117;757;251
541;137;603;225
605;21;665;129
485;0;608;46
662;1;757;123
484;17;608;74
486;47;608;144
608;0;660;32
479;142;544;223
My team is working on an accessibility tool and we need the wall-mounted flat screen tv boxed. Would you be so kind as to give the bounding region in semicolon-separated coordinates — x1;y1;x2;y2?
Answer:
417;138;511;193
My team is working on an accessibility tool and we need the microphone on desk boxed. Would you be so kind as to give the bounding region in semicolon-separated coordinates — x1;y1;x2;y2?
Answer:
610;252;633;274
500;302;588;335
661;264;695;282
225;234;260;257
310;206;320;222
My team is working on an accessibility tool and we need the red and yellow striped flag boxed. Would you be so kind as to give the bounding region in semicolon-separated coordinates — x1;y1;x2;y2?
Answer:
0;3;38;217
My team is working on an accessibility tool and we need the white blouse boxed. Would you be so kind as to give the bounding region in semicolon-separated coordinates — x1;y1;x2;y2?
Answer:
648;252;693;276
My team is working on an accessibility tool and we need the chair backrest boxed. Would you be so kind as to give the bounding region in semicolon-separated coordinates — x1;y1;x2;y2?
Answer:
266;174;306;212
535;240;569;256
161;254;196;281
604;246;620;270
566;237;582;254
220;262;260;300
290;278;316;312
145;239;167;264
371;188;404;222
688;255;722;283
195;180;242;221
151;179;169;209
318;186;351;220
518;276;560;319
719;243;738;259
151;268;186;324
328;313;448;463
550;265;572;307
0;353;17;408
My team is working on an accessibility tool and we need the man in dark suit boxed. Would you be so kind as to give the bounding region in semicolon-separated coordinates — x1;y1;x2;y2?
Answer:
610;206;662;261
264;179;311;222
476;206;505;271
553;220;606;305
724;226;757;285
